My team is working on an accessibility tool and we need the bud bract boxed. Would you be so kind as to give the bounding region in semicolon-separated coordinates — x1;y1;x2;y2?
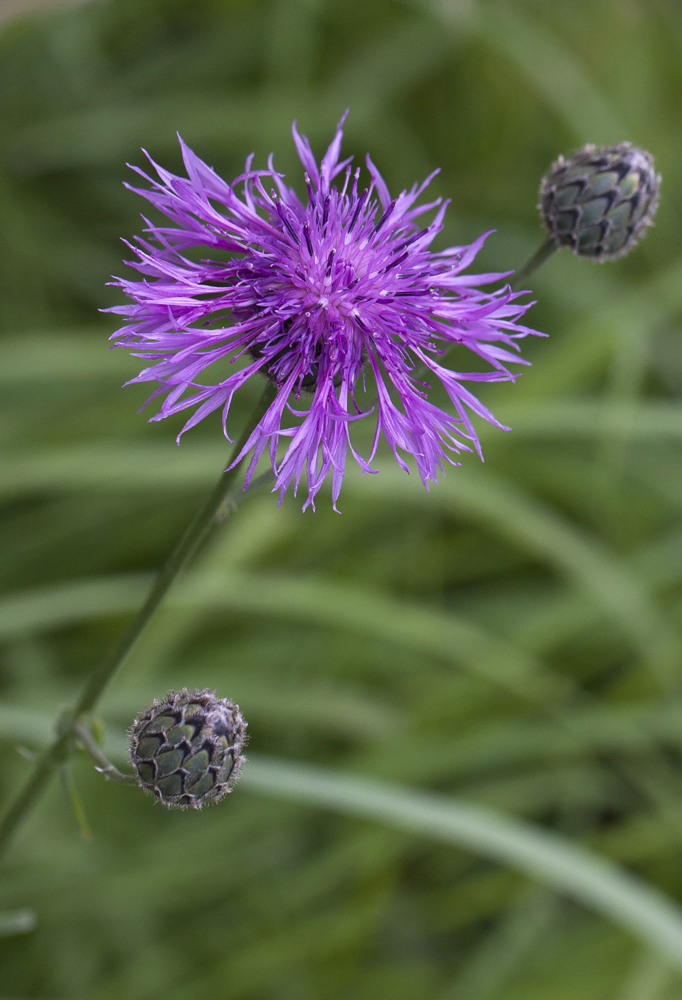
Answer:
129;689;247;809
539;142;660;260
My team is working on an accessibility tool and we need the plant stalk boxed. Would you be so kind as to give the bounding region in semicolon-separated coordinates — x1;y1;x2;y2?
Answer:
71;721;138;785
0;383;277;858
0;235;557;856
509;236;557;291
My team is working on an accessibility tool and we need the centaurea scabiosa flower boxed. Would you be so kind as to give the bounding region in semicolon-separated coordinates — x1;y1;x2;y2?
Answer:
109;113;542;509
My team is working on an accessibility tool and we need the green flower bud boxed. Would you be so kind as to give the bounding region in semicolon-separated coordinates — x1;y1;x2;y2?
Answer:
129;689;247;809
539;142;660;260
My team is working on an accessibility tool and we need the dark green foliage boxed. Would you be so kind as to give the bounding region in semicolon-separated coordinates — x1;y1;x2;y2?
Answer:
1;0;682;998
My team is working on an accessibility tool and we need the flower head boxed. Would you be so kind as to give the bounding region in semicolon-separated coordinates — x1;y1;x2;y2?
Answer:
129;688;247;809
540;142;660;260
109;113;541;509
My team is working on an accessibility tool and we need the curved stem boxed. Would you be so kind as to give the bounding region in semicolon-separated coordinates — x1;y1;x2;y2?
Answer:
71;721;138;785
0;382;277;858
510;236;557;291
244;757;682;968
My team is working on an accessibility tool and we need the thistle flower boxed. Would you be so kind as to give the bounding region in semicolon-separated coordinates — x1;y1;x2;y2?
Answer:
129;689;247;809
540;142;660;260
109;113;542;509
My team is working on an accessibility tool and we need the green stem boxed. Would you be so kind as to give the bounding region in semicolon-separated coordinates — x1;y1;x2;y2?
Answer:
509;236;557;291
0;382;277;858
72;720;137;785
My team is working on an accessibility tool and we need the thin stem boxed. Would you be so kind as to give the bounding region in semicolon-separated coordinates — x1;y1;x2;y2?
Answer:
0;382;277;858
61;761;93;838
73;382;277;720
509;236;557;291
72;721;137;785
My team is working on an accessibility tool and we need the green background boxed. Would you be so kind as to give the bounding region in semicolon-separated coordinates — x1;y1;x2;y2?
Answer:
2;0;682;997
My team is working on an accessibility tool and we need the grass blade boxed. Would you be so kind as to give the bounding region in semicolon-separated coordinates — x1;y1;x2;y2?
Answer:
0;570;567;703
243;755;682;969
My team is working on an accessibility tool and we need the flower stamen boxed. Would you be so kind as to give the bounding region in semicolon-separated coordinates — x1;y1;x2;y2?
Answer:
108;114;543;509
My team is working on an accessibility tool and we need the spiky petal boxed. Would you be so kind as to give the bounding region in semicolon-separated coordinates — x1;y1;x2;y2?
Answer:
109;114;542;509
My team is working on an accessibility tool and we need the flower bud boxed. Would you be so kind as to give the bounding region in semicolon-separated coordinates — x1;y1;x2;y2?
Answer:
129;689;247;809
539;142;660;260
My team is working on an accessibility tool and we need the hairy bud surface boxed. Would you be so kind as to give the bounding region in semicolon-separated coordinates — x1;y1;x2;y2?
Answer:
540;142;660;260
129;689;247;809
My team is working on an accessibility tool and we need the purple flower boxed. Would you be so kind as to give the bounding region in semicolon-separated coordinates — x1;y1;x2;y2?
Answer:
109;113;541;509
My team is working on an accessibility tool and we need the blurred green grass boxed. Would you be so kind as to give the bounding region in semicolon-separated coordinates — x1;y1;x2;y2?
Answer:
2;0;682;997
